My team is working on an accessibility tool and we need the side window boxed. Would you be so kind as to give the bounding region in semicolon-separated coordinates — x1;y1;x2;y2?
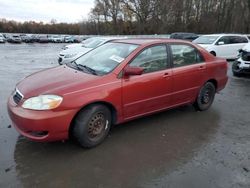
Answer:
230;36;248;44
217;36;231;45
170;44;203;68
130;45;168;73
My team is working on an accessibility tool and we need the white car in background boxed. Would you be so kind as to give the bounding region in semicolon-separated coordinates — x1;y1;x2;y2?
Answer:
58;37;124;65
232;43;250;76
51;35;64;43
61;37;95;50
0;33;6;43
193;34;249;59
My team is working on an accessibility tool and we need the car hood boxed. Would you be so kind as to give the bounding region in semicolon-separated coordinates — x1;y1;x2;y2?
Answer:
17;65;101;98
60;46;92;56
65;43;82;49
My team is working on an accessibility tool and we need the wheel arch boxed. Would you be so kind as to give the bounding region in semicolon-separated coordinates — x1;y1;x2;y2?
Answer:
68;101;118;138
206;79;218;90
210;51;216;56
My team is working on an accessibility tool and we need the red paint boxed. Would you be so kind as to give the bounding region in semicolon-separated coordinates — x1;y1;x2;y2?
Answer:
7;39;228;142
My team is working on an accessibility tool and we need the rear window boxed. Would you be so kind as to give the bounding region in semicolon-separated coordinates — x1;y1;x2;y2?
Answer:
230;36;248;44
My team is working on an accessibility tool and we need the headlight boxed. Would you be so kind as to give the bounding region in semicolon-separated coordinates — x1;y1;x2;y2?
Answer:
64;53;77;58
22;95;63;110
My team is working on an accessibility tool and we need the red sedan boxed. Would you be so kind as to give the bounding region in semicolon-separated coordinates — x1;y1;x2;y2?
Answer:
8;39;228;148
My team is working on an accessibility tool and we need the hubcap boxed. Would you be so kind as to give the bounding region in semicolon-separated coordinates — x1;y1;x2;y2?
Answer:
88;113;106;139
202;88;212;104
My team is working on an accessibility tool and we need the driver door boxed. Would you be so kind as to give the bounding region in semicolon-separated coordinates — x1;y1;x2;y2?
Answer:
122;45;173;120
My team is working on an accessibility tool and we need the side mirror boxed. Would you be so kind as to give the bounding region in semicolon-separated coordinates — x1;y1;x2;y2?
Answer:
217;41;225;45
123;66;144;77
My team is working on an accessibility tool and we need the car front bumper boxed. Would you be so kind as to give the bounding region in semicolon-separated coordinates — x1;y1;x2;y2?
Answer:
7;96;78;142
233;60;250;75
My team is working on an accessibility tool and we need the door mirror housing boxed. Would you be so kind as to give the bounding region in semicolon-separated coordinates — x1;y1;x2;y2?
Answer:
123;66;144;77
217;41;225;45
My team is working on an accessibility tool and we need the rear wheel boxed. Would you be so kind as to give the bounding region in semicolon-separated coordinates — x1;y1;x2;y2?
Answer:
72;104;111;148
194;82;216;111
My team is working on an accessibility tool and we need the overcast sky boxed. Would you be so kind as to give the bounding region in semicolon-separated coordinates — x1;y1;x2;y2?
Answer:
0;0;94;23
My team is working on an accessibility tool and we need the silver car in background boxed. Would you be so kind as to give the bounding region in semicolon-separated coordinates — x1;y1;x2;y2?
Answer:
58;37;125;65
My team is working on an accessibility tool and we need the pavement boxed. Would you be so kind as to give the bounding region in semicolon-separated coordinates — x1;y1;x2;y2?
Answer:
0;43;250;188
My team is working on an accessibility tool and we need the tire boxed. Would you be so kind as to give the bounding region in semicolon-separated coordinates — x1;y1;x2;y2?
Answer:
194;82;216;111
232;61;242;77
210;51;216;56
72;104;111;148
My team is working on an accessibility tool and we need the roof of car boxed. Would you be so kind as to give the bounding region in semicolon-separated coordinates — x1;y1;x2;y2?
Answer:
113;38;187;45
92;36;127;41
202;33;247;37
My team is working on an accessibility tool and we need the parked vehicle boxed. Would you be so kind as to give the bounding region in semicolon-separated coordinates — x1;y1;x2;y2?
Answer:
64;35;75;43
8;38;228;148
0;33;6;43
38;35;49;43
74;36;90;43
58;37;121;65
20;34;34;43
51;35;64;43
193;34;249;59
7;35;22;43
30;34;40;42
170;32;199;41
62;37;95;50
232;43;250;76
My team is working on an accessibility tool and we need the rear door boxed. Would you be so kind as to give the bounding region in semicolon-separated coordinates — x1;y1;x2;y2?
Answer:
122;44;173;120
170;43;207;105
214;36;232;58
215;36;248;58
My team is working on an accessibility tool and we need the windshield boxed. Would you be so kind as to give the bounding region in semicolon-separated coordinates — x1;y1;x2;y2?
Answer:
84;38;107;48
193;36;219;44
81;38;94;44
74;42;138;75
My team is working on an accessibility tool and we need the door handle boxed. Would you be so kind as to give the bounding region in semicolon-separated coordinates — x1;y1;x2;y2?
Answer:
163;72;170;78
198;65;206;70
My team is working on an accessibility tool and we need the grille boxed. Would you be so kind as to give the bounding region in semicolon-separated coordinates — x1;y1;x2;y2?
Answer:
13;89;23;104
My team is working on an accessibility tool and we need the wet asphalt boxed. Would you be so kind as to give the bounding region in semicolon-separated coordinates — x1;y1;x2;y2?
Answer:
0;43;250;188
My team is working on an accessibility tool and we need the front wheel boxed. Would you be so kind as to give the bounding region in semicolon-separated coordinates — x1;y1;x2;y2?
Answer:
194;82;216;111
72;104;111;148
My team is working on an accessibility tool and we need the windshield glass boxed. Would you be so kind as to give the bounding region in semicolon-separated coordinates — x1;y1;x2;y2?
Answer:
74;42;138;75
193;36;219;44
84;38;107;48
81;38;94;44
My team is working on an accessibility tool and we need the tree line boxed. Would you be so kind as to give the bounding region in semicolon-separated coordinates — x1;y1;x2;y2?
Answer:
1;0;250;35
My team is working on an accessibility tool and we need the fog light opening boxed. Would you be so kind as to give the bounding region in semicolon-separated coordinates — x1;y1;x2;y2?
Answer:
28;131;48;137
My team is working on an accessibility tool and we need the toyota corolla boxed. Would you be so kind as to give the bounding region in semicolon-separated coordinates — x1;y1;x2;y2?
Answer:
7;39;228;148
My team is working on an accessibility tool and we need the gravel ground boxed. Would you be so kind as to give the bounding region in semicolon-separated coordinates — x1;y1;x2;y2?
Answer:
0;43;250;188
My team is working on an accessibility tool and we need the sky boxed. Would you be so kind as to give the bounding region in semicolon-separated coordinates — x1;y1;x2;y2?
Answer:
0;0;94;23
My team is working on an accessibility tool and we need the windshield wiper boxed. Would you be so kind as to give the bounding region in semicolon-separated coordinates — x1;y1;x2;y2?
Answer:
78;64;97;75
69;61;98;75
68;61;84;71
